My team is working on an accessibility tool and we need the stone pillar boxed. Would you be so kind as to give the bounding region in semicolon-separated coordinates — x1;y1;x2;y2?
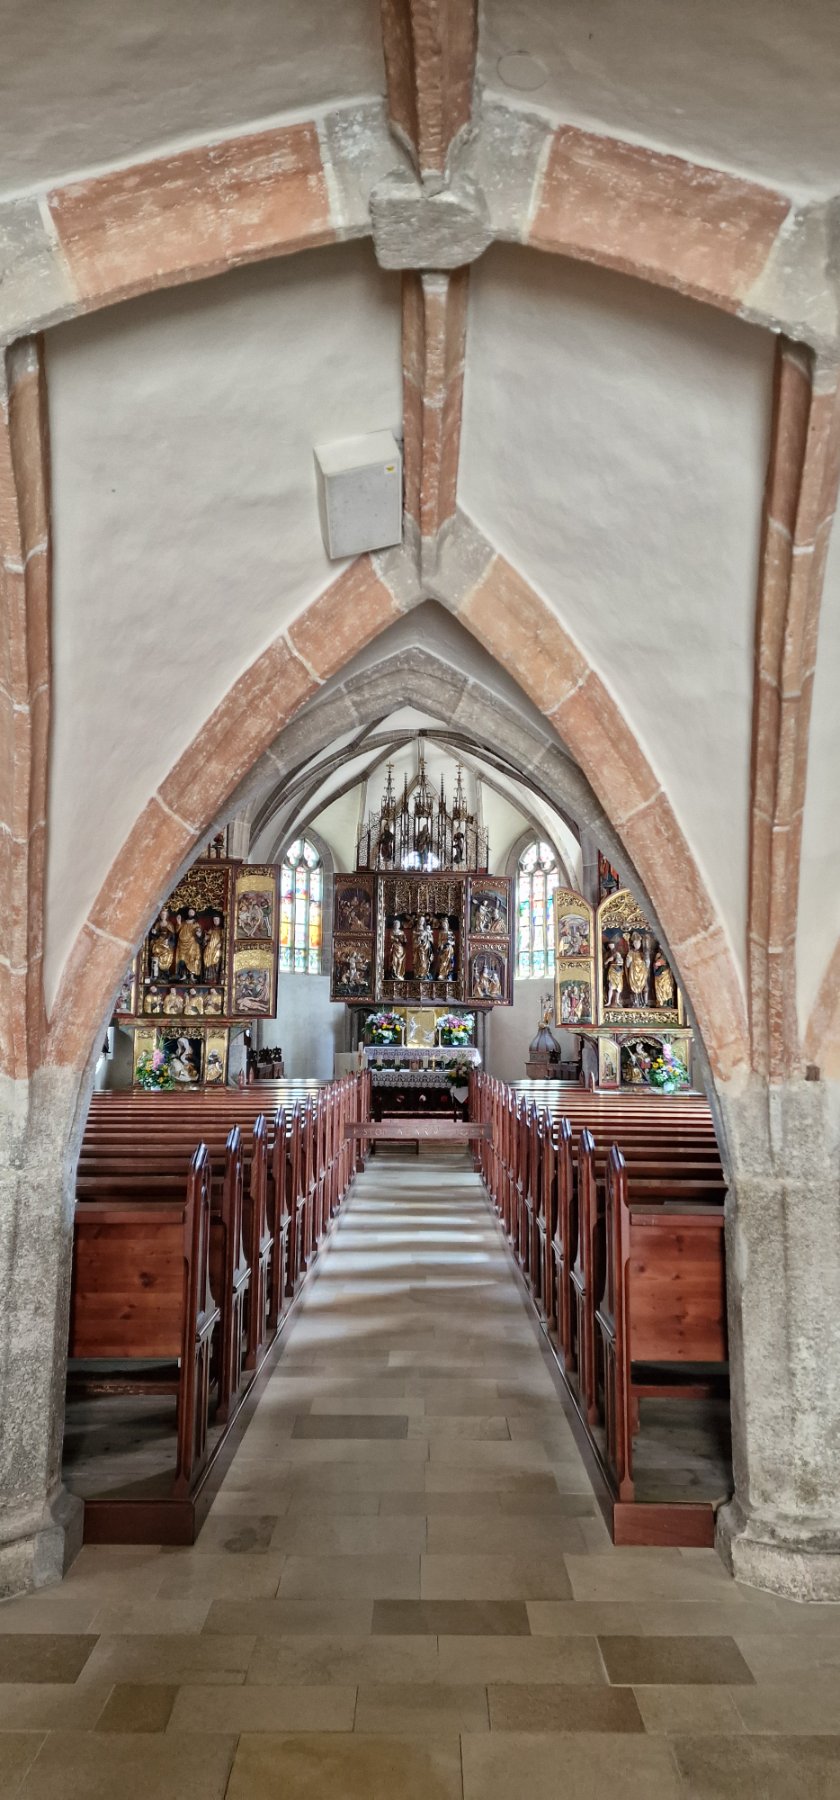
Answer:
716;1076;840;1599
0;1069;85;1596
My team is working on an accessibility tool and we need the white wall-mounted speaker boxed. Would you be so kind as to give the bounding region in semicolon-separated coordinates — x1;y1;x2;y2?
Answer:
315;429;403;560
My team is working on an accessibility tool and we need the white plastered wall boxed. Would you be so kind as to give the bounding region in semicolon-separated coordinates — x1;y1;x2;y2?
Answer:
0;0;384;199
797;516;840;1032
480;0;840;202
44;240;402;1008
460;243;774;991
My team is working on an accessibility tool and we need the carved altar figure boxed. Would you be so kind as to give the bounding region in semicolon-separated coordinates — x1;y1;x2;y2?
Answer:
175;910;203;982
436;923;456;982
388;919;407;980
474;957;502;998
144;984;163;1015
162;986;185;1015
202;913;224;983
377;826;395;865
204;988;223;1015
170;1036;199;1083
413;915;434;979
605;946;625;1007
452;827;465;865
626;930;651;1007
150;907;176;980
654;947;676;1008
184;988;204;1016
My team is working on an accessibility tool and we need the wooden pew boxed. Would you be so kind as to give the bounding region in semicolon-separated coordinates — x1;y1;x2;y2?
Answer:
595;1145;728;1500
68;1144;219;1497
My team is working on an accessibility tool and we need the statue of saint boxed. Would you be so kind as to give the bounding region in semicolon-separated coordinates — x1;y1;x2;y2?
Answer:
170;1036;199;1083
204;987;223;1015
653;948;676;1008
413;915;434;979
388;919;406;980
377;825;395;866
144;984;163;1015
150;907;175;980
605;946;624;1007
202;913;224;983
184;988;204;1016
162;986;185;1015
436;923;456;982
474;958;502;998
175;909;203;982
626;930;651;1007
452;827;465;865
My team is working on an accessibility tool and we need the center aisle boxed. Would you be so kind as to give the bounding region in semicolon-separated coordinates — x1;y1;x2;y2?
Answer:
3;1152;837;1799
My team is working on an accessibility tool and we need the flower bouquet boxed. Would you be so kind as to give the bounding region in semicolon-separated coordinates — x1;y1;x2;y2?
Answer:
437;1012;474;1047
648;1043;689;1093
135;1046;175;1090
365;1011;404;1046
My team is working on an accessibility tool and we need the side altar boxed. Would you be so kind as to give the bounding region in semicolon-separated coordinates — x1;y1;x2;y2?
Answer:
329;751;514;1011
552;884;693;1090
113;846;281;1087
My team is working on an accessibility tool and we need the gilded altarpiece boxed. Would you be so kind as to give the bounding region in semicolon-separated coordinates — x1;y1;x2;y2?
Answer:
330;871;514;1008
597;888;683;1030
552;889;596;1027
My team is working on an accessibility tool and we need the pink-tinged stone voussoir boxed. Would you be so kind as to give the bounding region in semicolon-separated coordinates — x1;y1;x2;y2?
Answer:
287;557;403;684
402;270;468;539
380;0;478;178
47;124;334;313
530;128;790;313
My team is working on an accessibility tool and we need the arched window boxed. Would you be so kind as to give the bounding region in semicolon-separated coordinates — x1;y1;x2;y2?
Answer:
279;838;323;974
516;840;560;980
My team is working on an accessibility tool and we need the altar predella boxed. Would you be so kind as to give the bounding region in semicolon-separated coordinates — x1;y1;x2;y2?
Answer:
330;752;514;1008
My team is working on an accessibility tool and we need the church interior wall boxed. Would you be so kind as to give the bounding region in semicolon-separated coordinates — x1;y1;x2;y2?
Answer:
484;975;578;1085
797;514;840;1034
479;0;840;200
43;240;402;1009
461;242;775;987
259;972;350;1080
0;0;384;200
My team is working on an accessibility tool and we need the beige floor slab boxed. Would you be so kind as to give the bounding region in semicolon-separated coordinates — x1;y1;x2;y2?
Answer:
0;1684;110;1730
0;1602;99;1636
635;1684;746;1734
421;1554;573;1600
278;1554;420;1600
153;1553;284;1602
354;1680;490;1734
246;1633;439;1686
167;1682;357;1732
461;1730;684;1799
95;1685;176;1733
268;1516;426;1556
203;1599;374;1637
564;1552;742;1604
15;1732;237;1800
732;1674;840;1735
599;1633;754;1686
77;1633;255;1686
671;1732;840;1795
426;1515;586;1556
435;1633;607;1685
488;1681;644;1732
0;1737;44;1800
227;1732;464;1799
87;1601;212;1637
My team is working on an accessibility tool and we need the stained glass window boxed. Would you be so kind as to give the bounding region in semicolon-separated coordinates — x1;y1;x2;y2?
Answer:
279;838;323;975
516;841;560;980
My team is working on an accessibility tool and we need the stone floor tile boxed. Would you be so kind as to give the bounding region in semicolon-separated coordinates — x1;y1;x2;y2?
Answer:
0;1638;97;1685
282;1492;381;1518
308;1397;425;1417
436;1634;605;1685
600;1634;755;1686
168;1683;357;1732
226;1731;463;1799
734;1631;840;1682
204;1600;373;1637
0;1685;110;1730
246;1634;439;1686
426;1515;586;1556
372;1600;530;1636
16;1731;237;1799
193;1516;278;1554
278;1554;420;1600
0;1603;99;1636
732;1675;840;1734
292;1415;408;1439
421;1554;573;1601
152;1552;284;1601
407;1415;511;1439
527;1601;643;1636
0;1736;44;1799
95;1686;176;1733
354;1680;489;1733
461;1730;684;1799
268;1516;426;1557
285;1463;423;1493
671;1733;840;1797
635;1683;745;1733
565;1552;744;1604
87;1602;211;1636
488;1681;644;1731
77;1633;254;1686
